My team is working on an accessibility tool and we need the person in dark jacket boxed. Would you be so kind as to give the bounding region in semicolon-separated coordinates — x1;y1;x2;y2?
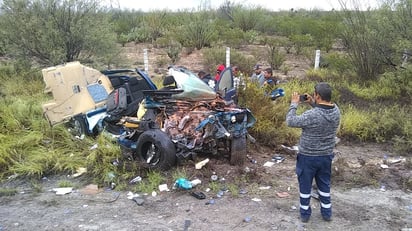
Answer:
261;68;279;87
286;82;341;223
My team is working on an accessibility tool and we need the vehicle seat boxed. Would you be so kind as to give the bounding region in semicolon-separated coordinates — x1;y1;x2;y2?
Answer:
125;77;147;102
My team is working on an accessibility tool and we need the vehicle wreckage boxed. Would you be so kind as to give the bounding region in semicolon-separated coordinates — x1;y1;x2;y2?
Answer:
42;62;257;170
116;66;256;170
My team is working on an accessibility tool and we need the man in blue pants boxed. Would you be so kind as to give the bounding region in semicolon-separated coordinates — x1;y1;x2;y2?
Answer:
286;82;341;223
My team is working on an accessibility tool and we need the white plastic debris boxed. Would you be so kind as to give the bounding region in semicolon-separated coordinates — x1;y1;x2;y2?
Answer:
195;158;210;169
388;157;406;164
190;179;202;187
263;161;275;167
380;164;389;169
127;191;140;199
259;186;271;190
89;143;98;150
158;184;169;192
281;145;299;152
129;176;142;184
53;187;73;195
71;167;87;178
251;198;262;202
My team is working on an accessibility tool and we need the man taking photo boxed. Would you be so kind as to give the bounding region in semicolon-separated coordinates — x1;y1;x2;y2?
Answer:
286;82;341;223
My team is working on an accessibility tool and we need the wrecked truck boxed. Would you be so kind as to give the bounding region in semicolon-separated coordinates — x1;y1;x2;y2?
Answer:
117;66;256;170
41;61;157;138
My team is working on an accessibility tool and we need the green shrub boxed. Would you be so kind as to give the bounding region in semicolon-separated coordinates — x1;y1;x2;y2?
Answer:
339;104;410;144
202;47;256;75
239;79;303;146
323;52;354;76
135;171;165;193
202;47;226;73
166;41;182;64
290;34;313;55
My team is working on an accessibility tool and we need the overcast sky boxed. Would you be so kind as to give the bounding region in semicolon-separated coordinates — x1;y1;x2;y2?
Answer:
109;0;380;12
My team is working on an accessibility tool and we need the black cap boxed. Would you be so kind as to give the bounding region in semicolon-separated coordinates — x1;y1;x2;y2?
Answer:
315;82;332;101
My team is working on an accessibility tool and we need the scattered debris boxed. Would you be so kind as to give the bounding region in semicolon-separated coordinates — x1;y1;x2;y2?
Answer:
281;144;299;153
387;156;406;164
243;216;252;223
159;184;169;192
191;191;206;200
205;199;215;205
239;189;248;194
53;187;73;195
210;173;218;181
76;134;85;140
129;176;142;184
380;164;389;169
276;192;290;198
195;158;210;169
251;198;262;202
89;143;98;150
127;191;140;199
183;219;191;231
71;167;87;178
174;178;192;190
347;161;363;169
263;161;275;167
272;155;285;163
151;191;157;197
246;155;257;164
259;186;271;190
190;179;202;187
79;184;99;195
216;190;224;198
133;197;144;206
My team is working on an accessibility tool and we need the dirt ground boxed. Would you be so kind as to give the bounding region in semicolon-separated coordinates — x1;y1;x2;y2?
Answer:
0;142;411;231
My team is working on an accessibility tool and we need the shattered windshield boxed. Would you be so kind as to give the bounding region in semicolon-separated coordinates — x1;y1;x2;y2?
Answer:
168;67;217;101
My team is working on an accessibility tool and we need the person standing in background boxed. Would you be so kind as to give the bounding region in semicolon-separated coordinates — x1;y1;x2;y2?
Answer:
261;68;279;87
215;64;226;82
251;64;264;85
232;65;245;90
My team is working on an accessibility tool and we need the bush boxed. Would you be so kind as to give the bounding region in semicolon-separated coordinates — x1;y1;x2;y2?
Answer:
339;104;410;145
202;47;256;75
239;78;310;146
322;52;354;76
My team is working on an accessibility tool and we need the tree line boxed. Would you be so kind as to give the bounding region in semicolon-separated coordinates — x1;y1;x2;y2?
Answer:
0;0;411;80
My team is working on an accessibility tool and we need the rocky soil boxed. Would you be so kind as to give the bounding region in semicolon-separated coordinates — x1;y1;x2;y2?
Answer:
0;142;411;231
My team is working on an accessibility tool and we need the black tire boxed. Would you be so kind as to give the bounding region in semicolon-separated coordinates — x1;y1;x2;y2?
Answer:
68;116;87;139
230;135;247;166
136;129;176;171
